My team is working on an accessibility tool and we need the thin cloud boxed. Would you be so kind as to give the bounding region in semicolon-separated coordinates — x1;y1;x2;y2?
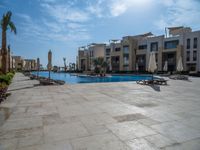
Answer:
16;12;90;42
40;3;90;23
155;0;200;30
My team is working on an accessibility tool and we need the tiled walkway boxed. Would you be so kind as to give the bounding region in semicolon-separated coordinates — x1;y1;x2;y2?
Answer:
0;73;200;150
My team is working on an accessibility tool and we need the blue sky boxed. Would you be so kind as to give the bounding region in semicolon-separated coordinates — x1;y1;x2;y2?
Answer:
0;0;200;67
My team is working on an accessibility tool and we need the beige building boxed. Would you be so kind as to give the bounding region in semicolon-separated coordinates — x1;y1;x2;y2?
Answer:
12;56;24;71
77;27;200;73
23;59;37;71
77;43;105;71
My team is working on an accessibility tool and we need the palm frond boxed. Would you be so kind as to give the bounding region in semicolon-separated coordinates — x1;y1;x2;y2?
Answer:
8;21;17;34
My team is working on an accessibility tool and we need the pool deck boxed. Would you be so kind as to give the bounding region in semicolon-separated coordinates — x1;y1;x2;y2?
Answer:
0;73;200;150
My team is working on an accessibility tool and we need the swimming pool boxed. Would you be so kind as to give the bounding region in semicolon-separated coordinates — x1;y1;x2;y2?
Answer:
32;71;154;84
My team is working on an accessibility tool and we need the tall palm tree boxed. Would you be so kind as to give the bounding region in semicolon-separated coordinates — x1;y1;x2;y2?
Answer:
1;11;16;74
63;57;66;72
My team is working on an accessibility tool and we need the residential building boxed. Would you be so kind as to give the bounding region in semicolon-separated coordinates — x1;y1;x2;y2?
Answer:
23;59;37;71
77;43;105;71
77;26;200;73
12;56;24;71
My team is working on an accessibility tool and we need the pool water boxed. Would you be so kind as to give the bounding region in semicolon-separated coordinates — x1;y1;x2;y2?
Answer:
32;71;154;84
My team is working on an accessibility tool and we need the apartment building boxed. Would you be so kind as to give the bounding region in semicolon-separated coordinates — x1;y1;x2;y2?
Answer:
77;26;200;73
23;59;37;71
12;56;24;71
77;43;105;71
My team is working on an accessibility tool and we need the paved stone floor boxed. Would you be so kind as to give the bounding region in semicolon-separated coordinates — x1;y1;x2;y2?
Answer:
0;73;200;150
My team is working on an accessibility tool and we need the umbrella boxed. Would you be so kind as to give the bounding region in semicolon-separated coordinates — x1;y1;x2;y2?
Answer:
177;56;183;72
148;52;157;80
163;61;168;72
37;58;40;78
47;50;52;79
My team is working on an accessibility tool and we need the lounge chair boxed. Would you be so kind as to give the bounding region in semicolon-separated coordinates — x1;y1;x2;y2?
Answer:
136;80;154;85
136;78;167;85
153;78;168;85
169;75;188;80
39;79;54;85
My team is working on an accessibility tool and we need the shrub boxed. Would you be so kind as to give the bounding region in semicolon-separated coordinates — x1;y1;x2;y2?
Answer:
7;72;14;79
0;72;14;85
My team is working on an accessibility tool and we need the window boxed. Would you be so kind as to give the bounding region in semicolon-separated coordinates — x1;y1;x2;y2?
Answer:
164;40;179;49
187;51;190;61
194;38;197;49
187;39;190;49
136;55;145;64
193;51;197;61
106;48;110;55
123;46;129;54
115;47;121;52
138;45;147;50
123;54;129;65
151;42;158;52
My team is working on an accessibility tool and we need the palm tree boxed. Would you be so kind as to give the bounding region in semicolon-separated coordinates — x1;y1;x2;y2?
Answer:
63;57;66;72
1;11;16;74
93;57;108;75
7;45;10;72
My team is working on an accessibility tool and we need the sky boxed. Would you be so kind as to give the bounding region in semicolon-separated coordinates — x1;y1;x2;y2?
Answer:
0;0;200;67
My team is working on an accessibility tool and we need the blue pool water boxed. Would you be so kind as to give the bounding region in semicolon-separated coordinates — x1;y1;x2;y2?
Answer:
32;71;154;84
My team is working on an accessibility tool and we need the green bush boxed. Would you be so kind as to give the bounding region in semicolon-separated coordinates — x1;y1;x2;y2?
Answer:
7;72;14;79
0;72;14;85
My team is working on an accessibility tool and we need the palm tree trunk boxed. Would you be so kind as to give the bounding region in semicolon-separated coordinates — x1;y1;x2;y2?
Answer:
8;46;10;72
1;28;7;74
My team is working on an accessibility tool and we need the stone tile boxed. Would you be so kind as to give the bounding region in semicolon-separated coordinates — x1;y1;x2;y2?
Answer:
138;118;160;126
79;113;117;127
71;133;131;150
151;121;200;143
0;138;18;150
113;113;147;123
42;113;63;126
85;125;109;135
33;140;73;150
44;122;90;143
1;117;43;131
17;135;44;149
107;121;156;141
126;138;159;150
145;134;178;148
164;138;200;150
179;117;200;130
145;112;182;122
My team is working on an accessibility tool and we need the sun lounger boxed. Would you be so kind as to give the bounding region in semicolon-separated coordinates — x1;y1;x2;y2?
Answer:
136;80;154;85
153;78;168;85
169;75;188;80
39;79;54;85
136;78;167;85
